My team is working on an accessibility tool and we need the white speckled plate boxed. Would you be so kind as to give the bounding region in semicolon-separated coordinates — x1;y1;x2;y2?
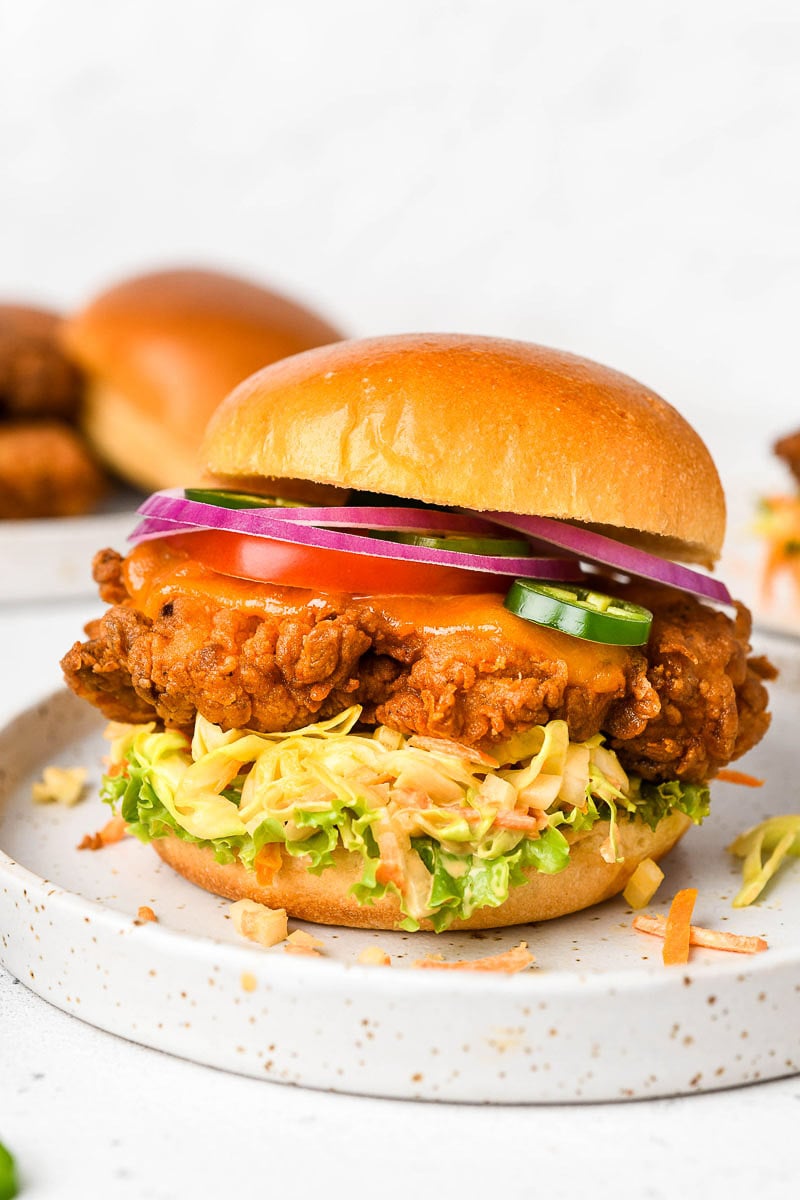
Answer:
0;489;141;602
1;634;799;1103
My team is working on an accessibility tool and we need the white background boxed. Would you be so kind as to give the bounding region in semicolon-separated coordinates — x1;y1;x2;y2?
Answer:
1;3;799;1197
1;1;798;482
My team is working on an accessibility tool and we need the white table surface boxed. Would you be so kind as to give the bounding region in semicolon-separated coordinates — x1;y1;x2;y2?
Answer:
0;597;796;1200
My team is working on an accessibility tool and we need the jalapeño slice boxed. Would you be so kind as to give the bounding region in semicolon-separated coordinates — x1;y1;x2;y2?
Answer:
183;488;305;510
390;532;531;557
504;581;652;646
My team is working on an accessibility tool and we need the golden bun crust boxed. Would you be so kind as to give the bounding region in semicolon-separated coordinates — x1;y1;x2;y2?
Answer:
151;811;691;931
61;267;342;490
204;334;725;564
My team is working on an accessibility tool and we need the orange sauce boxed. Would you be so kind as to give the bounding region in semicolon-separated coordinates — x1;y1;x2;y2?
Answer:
123;540;630;692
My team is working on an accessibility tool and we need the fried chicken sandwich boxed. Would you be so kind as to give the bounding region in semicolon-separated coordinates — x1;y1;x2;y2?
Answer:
62;335;775;930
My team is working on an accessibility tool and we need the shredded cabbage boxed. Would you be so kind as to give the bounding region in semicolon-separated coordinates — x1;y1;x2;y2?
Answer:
101;707;710;929
728;814;800;906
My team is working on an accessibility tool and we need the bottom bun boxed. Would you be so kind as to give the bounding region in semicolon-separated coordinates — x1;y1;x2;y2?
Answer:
151;811;692;931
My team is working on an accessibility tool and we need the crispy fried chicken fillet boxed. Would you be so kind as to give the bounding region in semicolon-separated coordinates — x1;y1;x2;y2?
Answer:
774;429;800;487
0;421;107;519
61;546;775;785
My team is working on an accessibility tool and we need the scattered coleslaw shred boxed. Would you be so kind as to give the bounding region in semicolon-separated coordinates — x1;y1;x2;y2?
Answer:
32;764;87;806
412;942;534;973
633;912;768;956
727;815;800;907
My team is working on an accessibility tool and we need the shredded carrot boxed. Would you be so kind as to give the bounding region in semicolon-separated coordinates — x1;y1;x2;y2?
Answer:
451;807;542;832
137;905;157;923
633;913;768;955
77;815;128;851
375;859;405;888
661;888;698;965
715;770;765;788
412;941;534;973
407;736;500;768
490;810;542;832
390;788;430;810
254;843;283;887
374;822;407;890
394;794;541;833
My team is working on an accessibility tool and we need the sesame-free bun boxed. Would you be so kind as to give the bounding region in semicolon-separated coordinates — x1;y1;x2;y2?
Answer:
61;267;342;492
204;334;725;564
152;811;691;931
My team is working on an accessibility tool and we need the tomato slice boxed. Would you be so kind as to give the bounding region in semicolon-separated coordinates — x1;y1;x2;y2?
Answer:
166;530;502;595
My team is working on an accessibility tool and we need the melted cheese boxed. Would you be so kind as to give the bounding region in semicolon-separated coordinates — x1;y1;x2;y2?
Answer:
123;540;631;691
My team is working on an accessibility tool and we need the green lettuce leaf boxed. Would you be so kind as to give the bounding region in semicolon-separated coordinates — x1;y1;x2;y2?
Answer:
631;779;711;831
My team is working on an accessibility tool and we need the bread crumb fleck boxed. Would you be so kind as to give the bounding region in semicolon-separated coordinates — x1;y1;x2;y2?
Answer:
357;945;391;966
137;905;157;923
230;899;288;948
77;815;127;851
240;971;257;992
284;929;325;957
32;765;87;806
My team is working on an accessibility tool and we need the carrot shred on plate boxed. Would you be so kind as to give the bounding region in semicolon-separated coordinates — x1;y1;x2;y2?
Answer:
715;770;765;788
633;912;768;956
661;888;698;965
412;941;534;974
77;815;128;851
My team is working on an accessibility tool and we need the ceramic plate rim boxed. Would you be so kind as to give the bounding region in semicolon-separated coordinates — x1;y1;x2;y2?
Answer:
1;687;796;999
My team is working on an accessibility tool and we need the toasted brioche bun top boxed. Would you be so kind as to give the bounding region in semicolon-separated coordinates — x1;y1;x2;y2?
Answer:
203;333;725;564
61;267;342;490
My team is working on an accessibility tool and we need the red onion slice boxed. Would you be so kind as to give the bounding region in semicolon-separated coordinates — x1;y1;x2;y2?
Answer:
138;490;499;536
479;510;732;605
129;496;582;581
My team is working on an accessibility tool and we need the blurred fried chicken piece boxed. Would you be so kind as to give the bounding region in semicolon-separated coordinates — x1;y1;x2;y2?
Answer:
0;422;106;518
774;429;800;487
61;549;774;784
0;304;83;420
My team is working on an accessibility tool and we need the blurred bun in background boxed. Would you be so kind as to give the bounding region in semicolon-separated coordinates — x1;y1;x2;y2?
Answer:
0;304;106;519
61;267;344;492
